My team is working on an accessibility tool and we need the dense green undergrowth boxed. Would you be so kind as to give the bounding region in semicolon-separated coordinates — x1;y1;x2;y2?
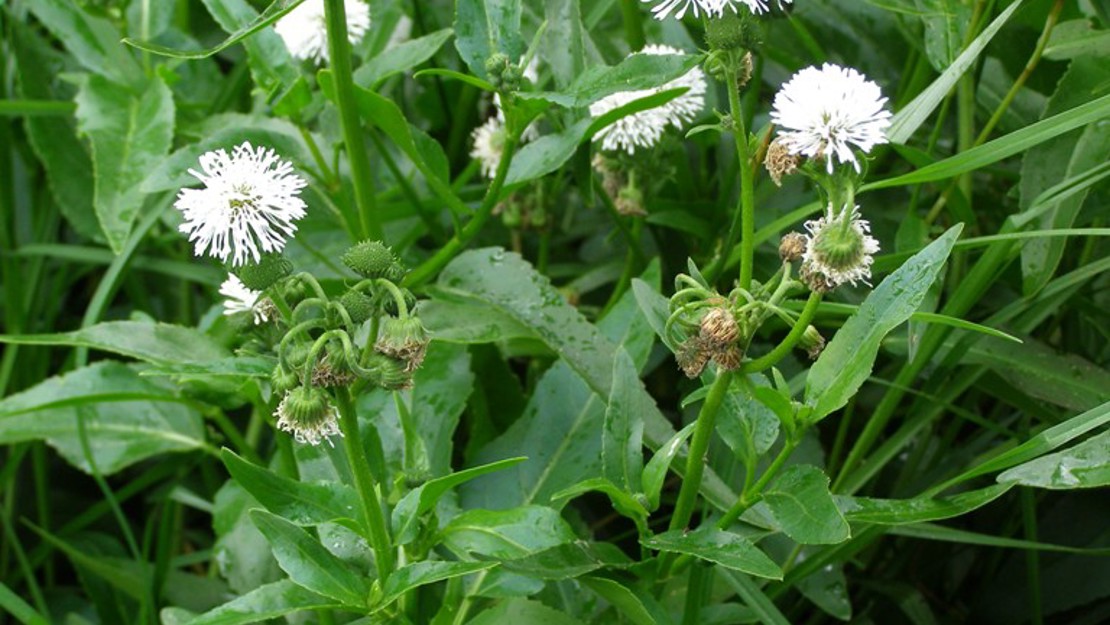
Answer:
1;0;1108;624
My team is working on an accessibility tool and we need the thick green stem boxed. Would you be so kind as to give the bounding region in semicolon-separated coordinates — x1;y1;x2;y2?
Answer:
740;291;823;373
333;389;394;582
404;131;520;287
669;370;734;532
324;0;382;242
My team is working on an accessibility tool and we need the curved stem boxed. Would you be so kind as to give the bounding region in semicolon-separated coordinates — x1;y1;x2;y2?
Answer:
668;369;734;532
717;435;800;529
740;291;822;373
332;389;394;582
324;0;382;241
404;130;521;287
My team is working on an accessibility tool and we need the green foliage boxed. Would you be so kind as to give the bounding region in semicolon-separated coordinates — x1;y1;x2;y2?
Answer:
2;0;1107;623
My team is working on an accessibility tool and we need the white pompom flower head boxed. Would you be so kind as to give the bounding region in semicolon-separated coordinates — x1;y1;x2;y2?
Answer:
590;44;707;155
771;63;892;174
274;0;371;65
642;0;792;20
174;141;308;267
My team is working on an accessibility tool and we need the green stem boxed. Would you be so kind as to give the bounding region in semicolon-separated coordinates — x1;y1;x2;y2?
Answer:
717;436;800;529
740;291;822;373
323;0;382;242
403;130;521;287
0;100;75;117
669;370;734;532
711;65;755;289
333;389;394;581
619;0;646;51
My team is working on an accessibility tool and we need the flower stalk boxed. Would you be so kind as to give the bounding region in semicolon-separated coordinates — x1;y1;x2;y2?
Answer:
323;0;382;241
668;369;734;532
333;388;394;582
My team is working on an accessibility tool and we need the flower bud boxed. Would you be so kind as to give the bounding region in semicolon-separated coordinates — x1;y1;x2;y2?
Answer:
765;138;801;187
676;337;711;379
274;386;341;446
705;12;760;53
699;307;740;348
339;290;376;325
233;254;293;291
779;232;807;263
799;325;826;360
342;240;400;280
271;362;300;394
615;185;646;217
375;316;430;373
366;352;414;390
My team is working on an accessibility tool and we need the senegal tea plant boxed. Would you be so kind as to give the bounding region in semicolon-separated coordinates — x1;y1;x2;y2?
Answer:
1;1;1107;624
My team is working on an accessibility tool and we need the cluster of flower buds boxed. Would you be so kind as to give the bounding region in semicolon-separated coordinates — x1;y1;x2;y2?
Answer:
222;240;430;446
667;270;753;378
484;53;525;92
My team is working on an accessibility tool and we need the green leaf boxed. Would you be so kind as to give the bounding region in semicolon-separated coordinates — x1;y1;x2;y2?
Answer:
441;505;577;560
721;570;792;625
805;226;962;421
24;0;143;88
0;362;207;474
354;28;454;87
521;52;703;108
249;510;370;607
392;457;526;545
505;88;684;185
871;93;1110;189
195;0;299;94
886;0;1023;143
142;115;312;193
888;523;1110;555
0;320;230;365
467;599;586;625
73;73;174;253
550;478;649;533
641;422;695;511
718;373;780;464
998;429;1110;490
123;0;304;59
1019;58;1110;295
644;529;783;580
11;23;99;239
176;579;339;625
962;336;1110;411
418;293;534;343
0;582;48;625
318;71;459;213
379;561;497;609
602;348;645;493
580;576;668;625
838;483;1013;524
452;254;736;511
763;465;850;545
914;0;971;70
501;541;633;580
1044;19;1110;60
454;0;525;79
944;401;1110;487
542;0;590;89
221;449;359;526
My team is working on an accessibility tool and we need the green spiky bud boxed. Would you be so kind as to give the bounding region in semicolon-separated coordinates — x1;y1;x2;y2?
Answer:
339;290;376;325
365;352;414;390
342;240;398;279
705;12;761;53
234;254;293;291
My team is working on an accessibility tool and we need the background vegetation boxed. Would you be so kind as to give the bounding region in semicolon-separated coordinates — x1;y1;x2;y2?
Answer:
0;0;1108;624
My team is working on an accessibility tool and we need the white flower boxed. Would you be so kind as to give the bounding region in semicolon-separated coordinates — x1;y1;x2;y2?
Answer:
801;205;881;290
274;0;371;64
175;142;307;266
590;44;707;154
219;274;270;325
470;117;508;179
771;63;892;173
642;0;790;19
